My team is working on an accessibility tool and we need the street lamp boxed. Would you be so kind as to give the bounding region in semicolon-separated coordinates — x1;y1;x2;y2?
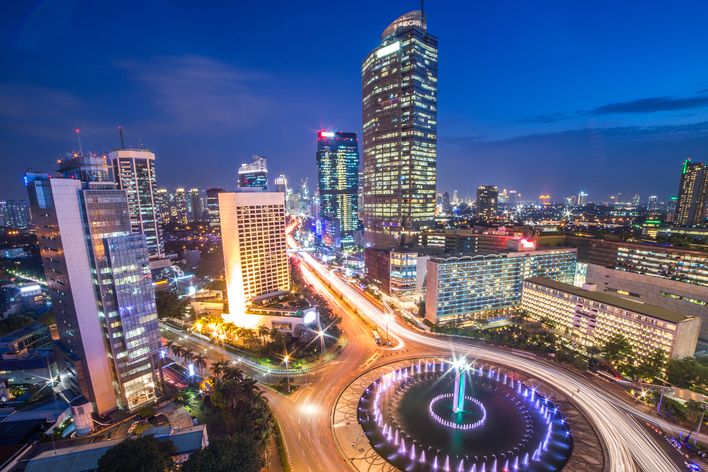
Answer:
284;354;291;394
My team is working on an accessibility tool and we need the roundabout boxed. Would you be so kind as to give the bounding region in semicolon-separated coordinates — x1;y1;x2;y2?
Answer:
332;357;606;472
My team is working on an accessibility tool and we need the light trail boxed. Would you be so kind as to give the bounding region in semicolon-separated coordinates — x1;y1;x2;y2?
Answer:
294;242;682;472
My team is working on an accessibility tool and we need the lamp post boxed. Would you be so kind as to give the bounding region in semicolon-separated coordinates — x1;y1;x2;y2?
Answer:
284;354;290;394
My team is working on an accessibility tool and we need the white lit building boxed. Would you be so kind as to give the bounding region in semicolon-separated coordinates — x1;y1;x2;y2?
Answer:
219;192;289;315
522;277;701;359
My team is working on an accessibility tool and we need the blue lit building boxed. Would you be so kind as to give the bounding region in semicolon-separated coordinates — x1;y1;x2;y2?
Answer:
316;131;360;247
425;248;578;324
238;155;268;190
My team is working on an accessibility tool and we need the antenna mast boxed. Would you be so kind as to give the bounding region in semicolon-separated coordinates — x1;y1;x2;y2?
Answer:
421;0;425;22
118;126;125;149
74;128;83;154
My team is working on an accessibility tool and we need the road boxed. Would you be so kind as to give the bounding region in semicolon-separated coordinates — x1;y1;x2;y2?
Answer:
274;239;698;472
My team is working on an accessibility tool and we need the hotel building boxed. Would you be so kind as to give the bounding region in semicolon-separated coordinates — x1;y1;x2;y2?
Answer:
238;155;268;190
675;158;707;227
521;277;700;359
219;192;289;314
425;248;577;324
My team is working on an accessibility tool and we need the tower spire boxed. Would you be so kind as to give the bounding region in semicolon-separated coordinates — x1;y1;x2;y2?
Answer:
74;128;83;154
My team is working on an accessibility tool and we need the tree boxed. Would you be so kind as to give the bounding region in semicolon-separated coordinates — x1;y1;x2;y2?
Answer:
636;349;667;382
257;325;270;346
667;357;708;390
211;360;229;379
602;334;634;368
193;353;208;373
182;437;264;472
97;436;174;472
155;291;188;320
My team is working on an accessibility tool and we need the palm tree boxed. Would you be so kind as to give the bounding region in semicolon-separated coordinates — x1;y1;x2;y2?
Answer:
222;366;245;382
211;360;229;379
258;325;270;346
193;353;208;373
182;349;195;364
170;343;182;359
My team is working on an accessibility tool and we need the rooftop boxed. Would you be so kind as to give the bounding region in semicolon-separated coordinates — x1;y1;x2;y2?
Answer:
524;277;692;324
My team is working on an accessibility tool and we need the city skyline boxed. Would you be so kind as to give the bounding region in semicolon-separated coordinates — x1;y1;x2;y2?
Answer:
2;2;708;200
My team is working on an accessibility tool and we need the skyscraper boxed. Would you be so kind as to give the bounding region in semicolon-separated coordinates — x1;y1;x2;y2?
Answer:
26;175;160;415
675;158;707;227
648;195;659;212
238;155;268;190
174;187;188;225
274;174;288;194
316;131;360;247
206;187;224;231
57;152;110;183
189;188;202;222
110;149;164;259
0;200;31;229
219;192;289;315
476;186;498;223
362;10;438;248
155;187;171;224
577;191;588;206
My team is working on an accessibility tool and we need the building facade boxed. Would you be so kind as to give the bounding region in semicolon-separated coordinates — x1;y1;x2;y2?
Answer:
675;158;707;227
219;192;289;315
206;187;224;232
189;188;202;222
522;277;700;359
238;155;268;190
425;248;577;323
362;10;438;248
476;185;498;223
566;236;707;287
26;176;160;415
174;188;189;225
316;131;360;247
110;149;164;259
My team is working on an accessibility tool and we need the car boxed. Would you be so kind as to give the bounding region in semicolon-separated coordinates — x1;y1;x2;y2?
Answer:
685;461;700;471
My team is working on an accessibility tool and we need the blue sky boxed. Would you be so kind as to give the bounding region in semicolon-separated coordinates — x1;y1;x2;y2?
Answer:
1;0;708;201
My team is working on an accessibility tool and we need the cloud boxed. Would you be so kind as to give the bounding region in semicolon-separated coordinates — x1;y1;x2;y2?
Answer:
588;93;708;115
119;55;273;133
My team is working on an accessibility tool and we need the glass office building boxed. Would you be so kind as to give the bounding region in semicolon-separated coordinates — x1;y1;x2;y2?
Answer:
362;10;438;248
425;248;577;323
316;131;359;247
238;155;268;190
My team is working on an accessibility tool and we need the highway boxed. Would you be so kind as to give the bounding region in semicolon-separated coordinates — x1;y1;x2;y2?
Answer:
275;237;694;472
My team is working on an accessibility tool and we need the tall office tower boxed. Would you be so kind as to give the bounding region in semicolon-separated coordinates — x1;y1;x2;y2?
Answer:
316;131;360;247
451;190;459;205
362;10;438;248
237;155;268;190
675;159;707;227
539;195;551;205
647;195;659;213
57;152;110;183
508;190;521;205
206;187;224;231
497;189;509;205
189;188;202;222
631;194;641;207
476;186;498;223
155;187;172;224
298;179;313;217
109;149;164;259
274;174;288;194
174;188;189;225
219;192;289;315
577;191;588;206
26;175;160;415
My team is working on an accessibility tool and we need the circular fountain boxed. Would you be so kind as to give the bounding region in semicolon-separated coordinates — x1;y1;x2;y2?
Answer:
357;357;572;471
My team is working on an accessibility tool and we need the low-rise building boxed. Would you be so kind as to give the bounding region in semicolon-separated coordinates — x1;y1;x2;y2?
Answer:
521;277;701;359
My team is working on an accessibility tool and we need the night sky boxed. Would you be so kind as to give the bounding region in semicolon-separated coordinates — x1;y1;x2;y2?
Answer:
1;0;708;202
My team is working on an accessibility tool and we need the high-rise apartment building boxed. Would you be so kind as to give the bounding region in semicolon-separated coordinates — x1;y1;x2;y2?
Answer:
0;200;31;229
219;192;289;314
425;248;577;323
476;186;498;223
109;149;164;259
206;187;224;231
316;131;360;247
675;158;707;227
238;155;268;190
189;188;202;222
26;176;160;415
274;175;288;194
362;10;438;248
648;195;659;212
174;188;189;225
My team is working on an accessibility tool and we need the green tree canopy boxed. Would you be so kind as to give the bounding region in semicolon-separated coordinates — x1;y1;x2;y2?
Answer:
97;436;175;472
181;437;264;472
155;290;188;320
667;357;708;390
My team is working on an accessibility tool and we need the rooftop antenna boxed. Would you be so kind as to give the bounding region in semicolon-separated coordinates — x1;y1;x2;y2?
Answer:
421;0;425;22
74;128;83;154
118;126;125;149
